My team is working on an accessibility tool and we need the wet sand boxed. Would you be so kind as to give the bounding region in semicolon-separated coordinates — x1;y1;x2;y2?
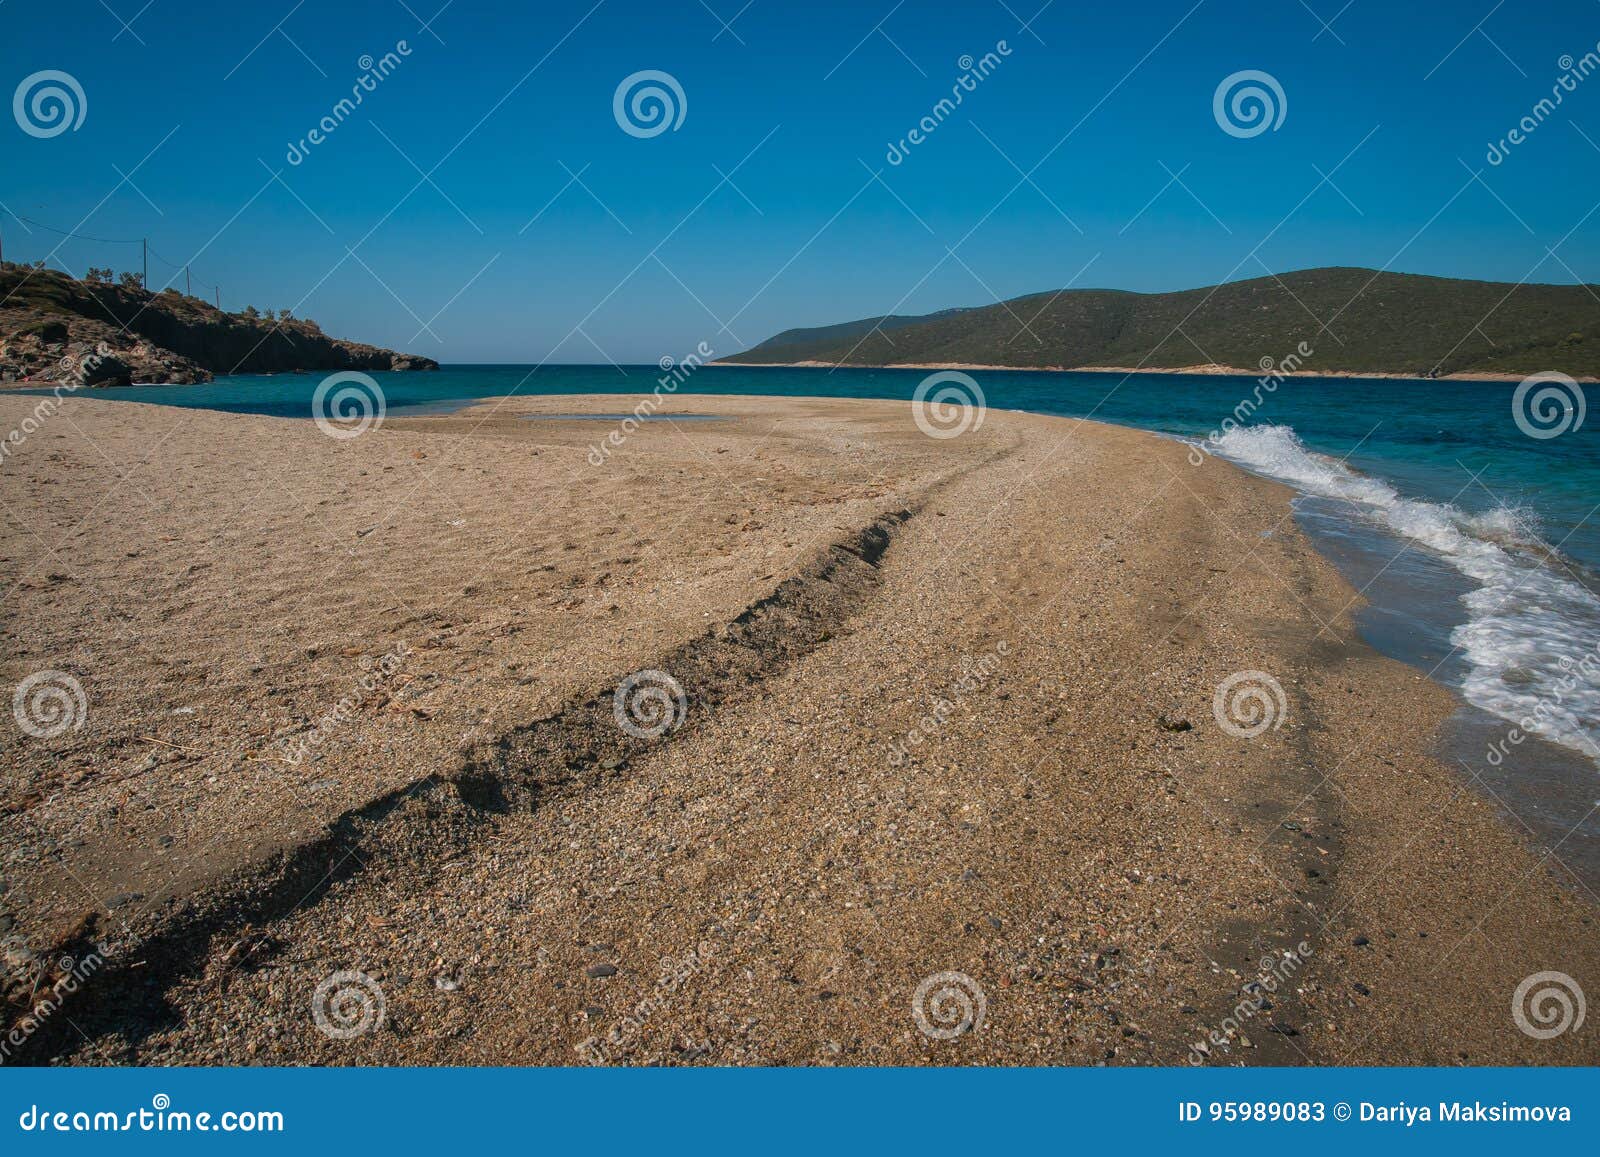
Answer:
1;392;1596;1065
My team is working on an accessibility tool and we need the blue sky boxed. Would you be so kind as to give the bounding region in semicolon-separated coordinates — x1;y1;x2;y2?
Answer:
3;0;1599;362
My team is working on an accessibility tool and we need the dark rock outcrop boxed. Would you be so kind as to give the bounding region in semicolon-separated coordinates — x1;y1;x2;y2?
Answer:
0;266;439;386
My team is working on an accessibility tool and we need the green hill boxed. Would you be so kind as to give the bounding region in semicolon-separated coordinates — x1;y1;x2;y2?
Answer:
721;268;1600;378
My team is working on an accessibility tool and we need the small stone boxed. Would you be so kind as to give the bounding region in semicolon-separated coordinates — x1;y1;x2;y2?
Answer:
586;963;618;979
1352;935;1370;947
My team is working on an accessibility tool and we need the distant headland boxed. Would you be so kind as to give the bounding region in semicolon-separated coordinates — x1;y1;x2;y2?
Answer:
0;265;437;387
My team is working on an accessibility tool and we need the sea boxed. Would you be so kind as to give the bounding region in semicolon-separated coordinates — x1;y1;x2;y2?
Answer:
42;363;1600;883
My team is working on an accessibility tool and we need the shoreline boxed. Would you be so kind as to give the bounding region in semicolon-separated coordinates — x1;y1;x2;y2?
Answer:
2;393;1596;1065
15;384;1596;818
1;363;1564;391
6;361;1561;388
710;359;1563;382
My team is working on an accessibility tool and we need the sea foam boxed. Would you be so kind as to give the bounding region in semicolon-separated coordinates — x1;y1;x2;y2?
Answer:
1206;424;1600;767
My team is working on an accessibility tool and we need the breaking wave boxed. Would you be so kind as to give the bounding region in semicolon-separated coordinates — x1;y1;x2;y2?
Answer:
1206;424;1600;765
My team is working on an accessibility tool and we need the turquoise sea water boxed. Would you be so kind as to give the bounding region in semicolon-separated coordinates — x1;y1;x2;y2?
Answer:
39;365;1600;793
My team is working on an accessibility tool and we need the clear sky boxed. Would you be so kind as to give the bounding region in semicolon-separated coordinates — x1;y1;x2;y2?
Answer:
3;0;1599;363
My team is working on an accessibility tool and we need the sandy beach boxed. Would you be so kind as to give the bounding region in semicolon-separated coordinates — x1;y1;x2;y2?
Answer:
2;391;1597;1066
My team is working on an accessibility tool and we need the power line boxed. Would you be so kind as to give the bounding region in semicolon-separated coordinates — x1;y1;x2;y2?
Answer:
8;215;144;245
147;245;219;294
3;213;223;305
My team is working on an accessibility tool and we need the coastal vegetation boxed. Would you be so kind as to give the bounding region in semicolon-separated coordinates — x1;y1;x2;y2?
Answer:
724;267;1600;378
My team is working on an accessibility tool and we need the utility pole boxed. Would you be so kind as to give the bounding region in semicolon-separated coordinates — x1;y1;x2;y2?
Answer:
215;287;220;309
142;238;148;291
185;265;191;296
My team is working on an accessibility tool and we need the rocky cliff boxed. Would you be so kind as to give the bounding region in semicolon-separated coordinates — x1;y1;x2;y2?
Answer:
0;266;438;386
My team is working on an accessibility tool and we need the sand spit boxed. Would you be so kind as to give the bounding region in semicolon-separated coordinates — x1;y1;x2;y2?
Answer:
1;392;1594;1066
